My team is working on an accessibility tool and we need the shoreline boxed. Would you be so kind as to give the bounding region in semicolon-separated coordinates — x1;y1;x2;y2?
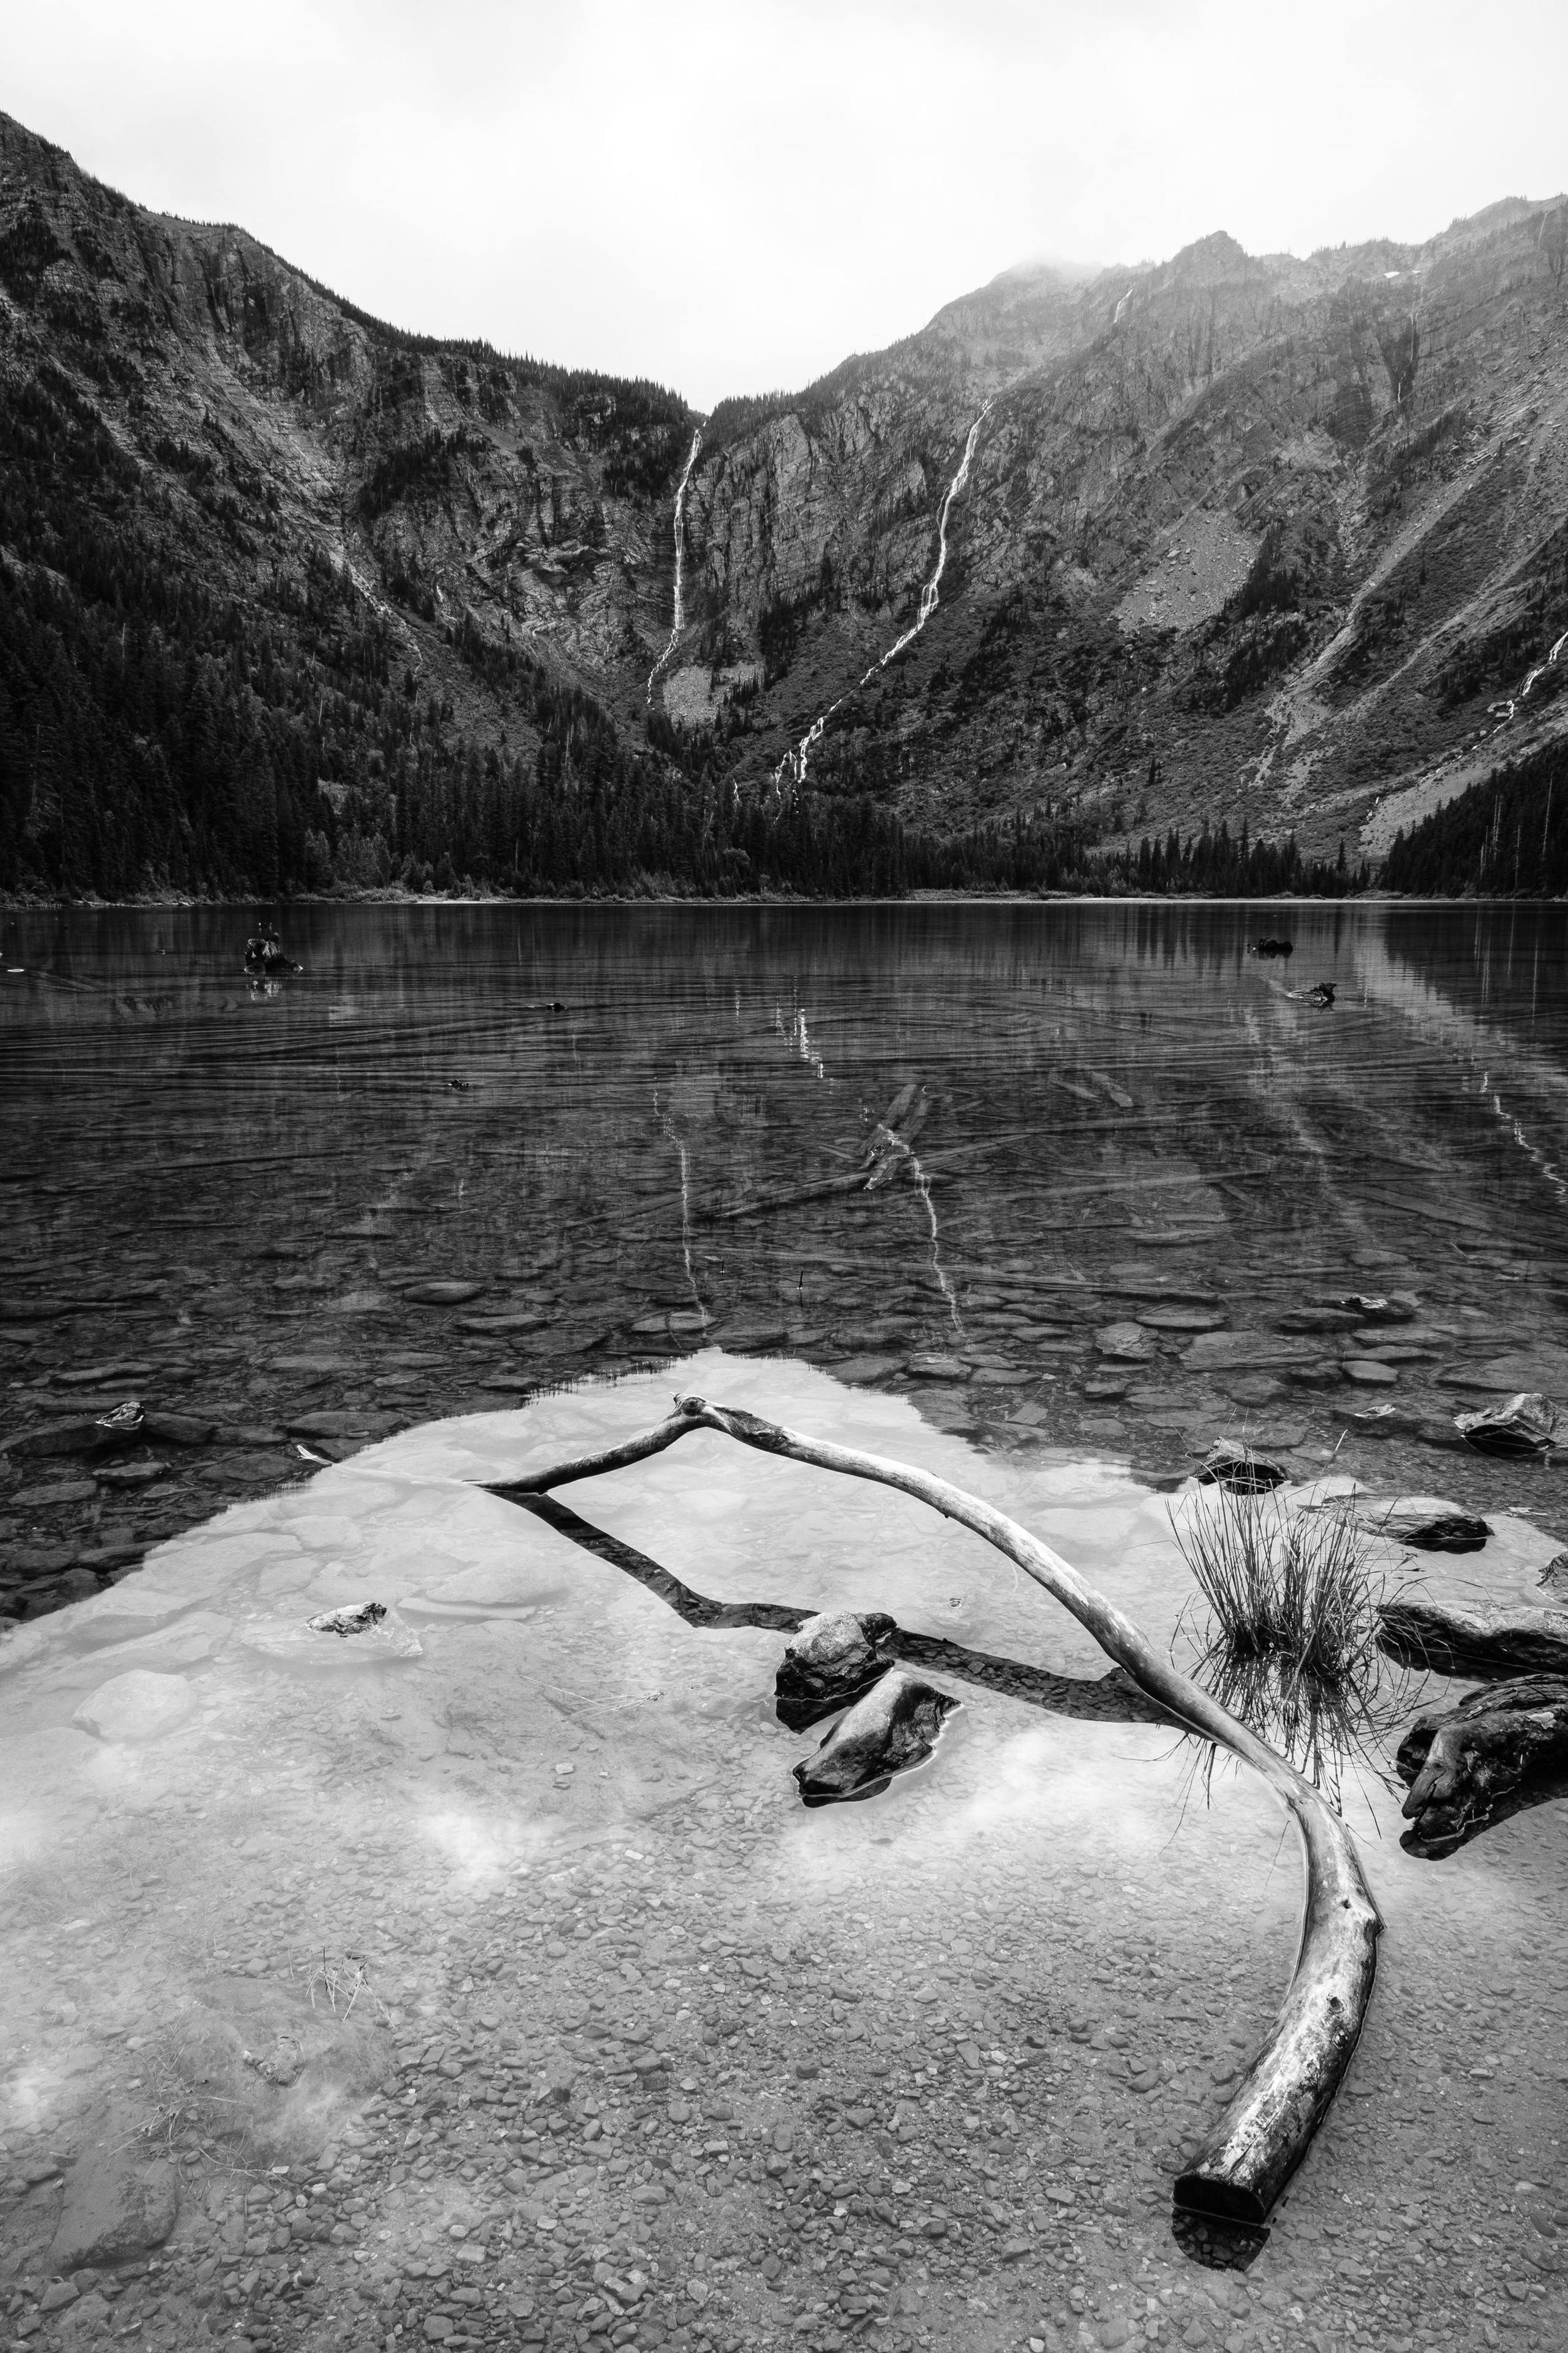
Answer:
4;886;1565;913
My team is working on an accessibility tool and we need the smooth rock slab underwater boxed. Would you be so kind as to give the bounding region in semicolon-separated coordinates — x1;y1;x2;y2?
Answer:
1;1352;1564;2353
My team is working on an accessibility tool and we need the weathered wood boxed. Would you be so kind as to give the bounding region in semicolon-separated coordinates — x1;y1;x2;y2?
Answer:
488;1391;1381;2230
1377;1596;1568;1679
1396;1675;1568;1856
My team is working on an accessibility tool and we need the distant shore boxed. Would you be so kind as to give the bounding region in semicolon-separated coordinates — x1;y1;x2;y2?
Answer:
3;886;1565;913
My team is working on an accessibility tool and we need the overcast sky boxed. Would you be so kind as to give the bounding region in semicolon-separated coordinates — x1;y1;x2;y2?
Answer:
6;0;1566;412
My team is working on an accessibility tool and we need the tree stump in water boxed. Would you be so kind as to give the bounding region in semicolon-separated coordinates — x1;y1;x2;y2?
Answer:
1396;1675;1568;1856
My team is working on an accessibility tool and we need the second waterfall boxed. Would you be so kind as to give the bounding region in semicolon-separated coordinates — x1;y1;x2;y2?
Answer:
774;400;992;790
647;427;703;702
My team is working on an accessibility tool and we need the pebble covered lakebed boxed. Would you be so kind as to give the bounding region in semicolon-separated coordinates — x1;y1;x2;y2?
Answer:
1;1358;1566;2353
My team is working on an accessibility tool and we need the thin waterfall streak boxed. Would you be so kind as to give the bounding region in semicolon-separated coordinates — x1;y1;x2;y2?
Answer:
908;1147;962;1334
773;400;992;791
647;429;702;702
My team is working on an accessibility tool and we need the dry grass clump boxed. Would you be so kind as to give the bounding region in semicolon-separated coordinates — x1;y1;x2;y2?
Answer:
1170;1486;1403;1809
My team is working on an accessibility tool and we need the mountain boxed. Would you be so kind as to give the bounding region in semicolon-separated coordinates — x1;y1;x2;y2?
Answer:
672;215;1568;861
1;106;1565;898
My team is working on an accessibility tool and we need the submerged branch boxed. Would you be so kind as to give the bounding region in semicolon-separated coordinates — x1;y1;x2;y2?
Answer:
484;1392;1381;2231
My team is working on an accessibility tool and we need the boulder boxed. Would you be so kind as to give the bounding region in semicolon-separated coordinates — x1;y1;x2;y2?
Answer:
776;1610;898;1731
1396;1676;1568;1858
1362;1500;1491;1553
1197;1439;1287;1494
73;1669;195;1743
1539;1552;1568;1595
792;1667;958;1804
1377;1597;1568;1678
1454;1392;1559;1457
307;1600;387;1637
1094;1322;1150;1362
50;2145;179;2268
1323;1294;1418;1324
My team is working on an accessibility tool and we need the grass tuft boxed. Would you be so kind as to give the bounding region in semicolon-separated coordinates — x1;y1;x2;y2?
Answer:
1170;1485;1405;1810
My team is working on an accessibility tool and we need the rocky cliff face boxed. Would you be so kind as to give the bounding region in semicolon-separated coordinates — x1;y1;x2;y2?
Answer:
3;103;1566;880
0;109;692;769
665;214;1568;857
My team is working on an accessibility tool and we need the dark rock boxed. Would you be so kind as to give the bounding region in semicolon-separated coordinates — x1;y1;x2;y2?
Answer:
285;1410;397;1440
1396;1675;1568;1857
1364;1501;1491;1552
1;1409;138;1460
308;1601;388;1636
1378;1596;1568;1677
776;1610;898;1731
1138;1305;1228;1332
93;1459;169;1488
1181;1332;1319;1374
50;2145;179;2268
1454;1392;1559;1457
1094;1321;1150;1362
1276;1308;1363;1334
1197;1440;1287;1494
793;1666;958;1805
141;1410;220;1446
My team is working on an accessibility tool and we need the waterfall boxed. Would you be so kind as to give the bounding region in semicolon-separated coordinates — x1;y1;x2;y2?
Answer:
647;428;702;702
1487;625;1568;726
774;400;993;791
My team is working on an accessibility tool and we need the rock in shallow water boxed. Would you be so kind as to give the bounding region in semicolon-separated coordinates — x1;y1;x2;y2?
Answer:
51;2147;179;2268
776;1609;897;1731
1454;1391;1559;1457
792;1666;958;1804
1197;1439;1287;1494
73;1669;195;1743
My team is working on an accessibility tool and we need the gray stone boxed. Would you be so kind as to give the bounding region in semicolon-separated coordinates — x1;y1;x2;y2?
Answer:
74;1670;195;1742
1455;1392;1559;1458
51;2148;179;2269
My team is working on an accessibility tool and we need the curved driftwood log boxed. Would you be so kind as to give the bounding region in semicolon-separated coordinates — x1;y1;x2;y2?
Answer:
488;1392;1381;2230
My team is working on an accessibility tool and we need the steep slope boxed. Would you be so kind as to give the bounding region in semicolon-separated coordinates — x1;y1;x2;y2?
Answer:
0;111;697;894
664;213;1568;860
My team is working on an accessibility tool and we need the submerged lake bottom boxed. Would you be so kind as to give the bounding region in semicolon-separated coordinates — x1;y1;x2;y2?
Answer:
3;903;1568;2350
0;1361;1564;2353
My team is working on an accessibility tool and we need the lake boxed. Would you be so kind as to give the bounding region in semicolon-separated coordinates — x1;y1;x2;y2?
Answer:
1;901;1565;2349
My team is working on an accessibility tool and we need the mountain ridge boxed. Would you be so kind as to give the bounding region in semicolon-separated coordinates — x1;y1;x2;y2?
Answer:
1;106;1565;897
